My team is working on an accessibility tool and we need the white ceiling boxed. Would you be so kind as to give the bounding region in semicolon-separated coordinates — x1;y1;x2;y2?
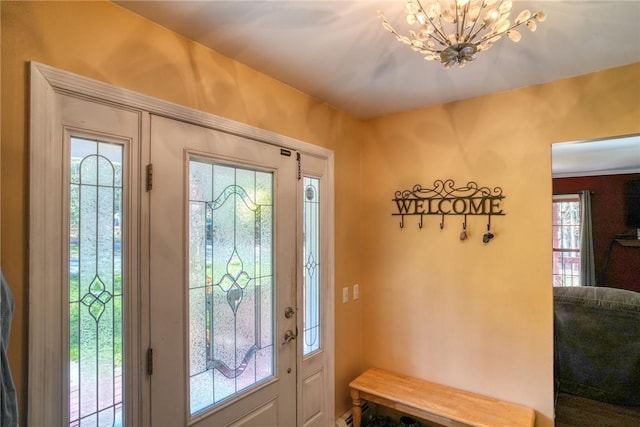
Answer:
114;0;639;119
113;0;640;175
552;135;640;178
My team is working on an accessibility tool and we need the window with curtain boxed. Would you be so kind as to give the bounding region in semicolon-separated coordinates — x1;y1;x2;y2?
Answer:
552;195;581;286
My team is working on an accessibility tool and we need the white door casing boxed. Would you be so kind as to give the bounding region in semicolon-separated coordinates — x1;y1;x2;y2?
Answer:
29;89;143;425
29;62;334;427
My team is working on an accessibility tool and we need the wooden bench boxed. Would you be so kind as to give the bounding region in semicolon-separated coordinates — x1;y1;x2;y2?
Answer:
349;368;535;427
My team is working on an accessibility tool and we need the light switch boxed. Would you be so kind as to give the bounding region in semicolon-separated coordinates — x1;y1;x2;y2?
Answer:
353;284;360;300
342;287;349;303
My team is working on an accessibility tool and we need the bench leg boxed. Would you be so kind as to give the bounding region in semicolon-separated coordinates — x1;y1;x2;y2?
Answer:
350;388;362;427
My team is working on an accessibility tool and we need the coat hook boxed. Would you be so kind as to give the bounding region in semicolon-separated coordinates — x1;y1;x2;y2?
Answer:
418;214;424;229
460;214;468;241
399;215;405;229
440;213;445;230
483;214;494;243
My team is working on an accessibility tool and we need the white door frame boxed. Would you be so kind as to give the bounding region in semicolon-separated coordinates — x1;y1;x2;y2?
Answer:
29;62;334;426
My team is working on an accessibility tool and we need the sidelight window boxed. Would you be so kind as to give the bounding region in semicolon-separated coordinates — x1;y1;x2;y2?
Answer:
69;137;124;427
303;177;321;355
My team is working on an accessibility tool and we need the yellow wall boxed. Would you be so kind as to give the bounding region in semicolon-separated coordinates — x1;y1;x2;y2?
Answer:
1;0;364;421
361;63;640;426
2;1;639;426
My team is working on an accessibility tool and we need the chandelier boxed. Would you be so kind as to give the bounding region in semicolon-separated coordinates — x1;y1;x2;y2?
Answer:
378;0;546;68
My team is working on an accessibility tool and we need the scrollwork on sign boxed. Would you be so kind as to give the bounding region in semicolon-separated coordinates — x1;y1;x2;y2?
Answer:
393;179;505;230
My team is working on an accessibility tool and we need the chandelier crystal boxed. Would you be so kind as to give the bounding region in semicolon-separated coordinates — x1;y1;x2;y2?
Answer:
378;0;546;68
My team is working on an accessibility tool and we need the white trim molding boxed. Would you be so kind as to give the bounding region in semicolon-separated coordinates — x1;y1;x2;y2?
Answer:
29;61;335;426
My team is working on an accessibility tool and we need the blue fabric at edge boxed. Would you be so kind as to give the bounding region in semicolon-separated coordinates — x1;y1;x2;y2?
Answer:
1;269;18;427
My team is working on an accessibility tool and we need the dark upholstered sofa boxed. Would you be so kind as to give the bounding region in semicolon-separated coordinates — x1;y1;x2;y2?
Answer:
554;286;640;406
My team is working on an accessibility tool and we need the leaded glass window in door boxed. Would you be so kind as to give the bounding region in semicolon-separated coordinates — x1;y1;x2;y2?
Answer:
303;177;321;355
69;137;124;427
188;159;274;416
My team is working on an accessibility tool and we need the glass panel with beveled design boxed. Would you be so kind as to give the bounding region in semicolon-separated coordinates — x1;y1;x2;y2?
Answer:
69;137;124;427
303;177;321;355
188;158;274;416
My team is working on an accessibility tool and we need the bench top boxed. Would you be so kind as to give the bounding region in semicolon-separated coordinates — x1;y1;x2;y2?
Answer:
349;368;535;427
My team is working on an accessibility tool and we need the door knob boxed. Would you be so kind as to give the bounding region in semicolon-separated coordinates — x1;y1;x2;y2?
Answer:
282;329;298;345
284;306;295;318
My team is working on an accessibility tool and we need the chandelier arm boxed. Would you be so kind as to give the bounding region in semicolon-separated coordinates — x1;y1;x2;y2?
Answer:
418;30;450;50
494;0;507;13
425;33;449;50
385;20;441;53
471;0;507;41
379;11;445;52
477;15;535;43
455;1;462;43
424;20;450;46
415;0;451;46
464;0;487;43
467;0;508;44
459;0;474;43
467;20;491;43
412;35;441;53
436;4;452;46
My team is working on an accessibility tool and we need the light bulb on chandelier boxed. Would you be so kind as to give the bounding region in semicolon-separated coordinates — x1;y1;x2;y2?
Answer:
378;0;546;68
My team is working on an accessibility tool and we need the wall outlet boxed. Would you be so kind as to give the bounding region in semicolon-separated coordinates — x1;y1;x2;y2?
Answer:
353;284;360;300
342;287;349;304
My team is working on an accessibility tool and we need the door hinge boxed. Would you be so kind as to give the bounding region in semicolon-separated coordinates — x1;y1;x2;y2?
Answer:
147;348;153;375
296;152;301;180
146;164;153;191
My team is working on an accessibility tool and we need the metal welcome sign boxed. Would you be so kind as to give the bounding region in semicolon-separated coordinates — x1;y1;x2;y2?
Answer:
393;179;505;240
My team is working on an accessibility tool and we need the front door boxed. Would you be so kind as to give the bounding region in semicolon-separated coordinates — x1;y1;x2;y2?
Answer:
149;115;298;426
